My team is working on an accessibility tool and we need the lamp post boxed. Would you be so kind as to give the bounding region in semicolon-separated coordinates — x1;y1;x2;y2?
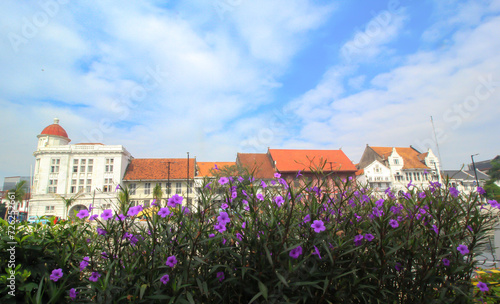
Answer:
471;154;479;187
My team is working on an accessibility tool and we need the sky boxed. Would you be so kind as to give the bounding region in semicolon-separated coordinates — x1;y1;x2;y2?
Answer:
1;0;500;183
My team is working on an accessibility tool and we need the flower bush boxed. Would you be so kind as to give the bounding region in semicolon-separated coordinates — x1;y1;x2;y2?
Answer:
1;173;498;303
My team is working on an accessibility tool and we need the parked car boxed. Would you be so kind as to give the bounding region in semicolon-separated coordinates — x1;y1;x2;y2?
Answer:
27;216;51;225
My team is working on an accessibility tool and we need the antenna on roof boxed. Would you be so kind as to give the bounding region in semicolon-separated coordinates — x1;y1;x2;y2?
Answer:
430;116;443;171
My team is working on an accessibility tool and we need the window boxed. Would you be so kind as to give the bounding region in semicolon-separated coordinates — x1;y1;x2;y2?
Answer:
103;178;113;192
48;179;57;193
105;158;114;172
176;182;182;194
45;206;55;213
165;182;171;194
80;159;86;172
102;203;111;209
394;158;399;165
51;158;60;173
405;173;410;181
129;183;136;195
86;179;92;193
144;183;151;195
87;159;93;173
188;181;193;194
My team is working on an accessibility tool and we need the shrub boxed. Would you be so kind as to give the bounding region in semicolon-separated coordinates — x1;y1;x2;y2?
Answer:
1;174;498;303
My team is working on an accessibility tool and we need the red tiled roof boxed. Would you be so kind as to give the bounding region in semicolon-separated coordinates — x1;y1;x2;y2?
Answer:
123;158;195;180
268;149;357;172
236;153;276;179
197;162;236;177
370;147;430;170
41;120;69;140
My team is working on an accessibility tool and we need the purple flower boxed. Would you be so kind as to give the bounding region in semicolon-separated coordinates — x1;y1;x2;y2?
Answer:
242;222;246;229
256;193;264;201
69;288;77;300
389;219;399;228
219;177;229;185
79;257;90;271
89;214;99;221
449;187;460;197
168;194;184;207
477;281;489;292
215;223;226;233
97;227;107;236
182;206;190;214
489;200;500;208
214;164;219;170
274;196;284;207
209;233;215;238
303;214;311;223
274;173;281;178
115;184;121;192
217;211;231;225
160;274;170;284
477;187;486;195
261;180;267;188
442;258;450;266
407;180;414;188
375;199;384;208
114;213;126;221
221;203;228;210
311;220;326;233
457;244;469;255
166;255;177;267
50;268;63;282
236;233;243;241
158;207;170;218
101;209;113;220
364;233;375;242
217;271;225;282
313;245;322;259
418;192;426;199
237;176;244;182
76;209;89;219
289;246;303;259
127;205;143;217
205;182;212;189
296;170;302;178
89;272;101;282
432;224;439;234
395;263;403;272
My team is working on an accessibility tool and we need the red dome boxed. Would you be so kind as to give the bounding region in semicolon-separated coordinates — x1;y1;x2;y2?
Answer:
40;118;70;139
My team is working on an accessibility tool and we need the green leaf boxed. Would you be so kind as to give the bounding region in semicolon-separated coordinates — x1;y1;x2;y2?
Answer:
186;291;195;304
258;280;268;300
276;272;289;287
139;284;148;299
248;291;263;304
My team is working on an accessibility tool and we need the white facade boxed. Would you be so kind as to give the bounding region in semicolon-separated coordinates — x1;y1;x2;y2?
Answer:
357;146;442;196
30;119;132;219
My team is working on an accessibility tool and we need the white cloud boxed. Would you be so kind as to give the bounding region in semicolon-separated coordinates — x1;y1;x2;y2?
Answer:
289;7;500;168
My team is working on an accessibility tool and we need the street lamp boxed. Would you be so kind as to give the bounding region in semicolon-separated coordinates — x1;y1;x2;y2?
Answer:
471;154;479;187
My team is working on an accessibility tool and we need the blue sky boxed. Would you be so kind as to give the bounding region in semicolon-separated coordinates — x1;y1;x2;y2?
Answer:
1;0;500;183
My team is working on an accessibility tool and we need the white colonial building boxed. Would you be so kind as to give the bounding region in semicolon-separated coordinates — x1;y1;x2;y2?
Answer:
30;118;133;218
356;145;442;195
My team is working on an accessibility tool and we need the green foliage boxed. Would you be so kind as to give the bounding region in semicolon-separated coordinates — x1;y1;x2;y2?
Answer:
489;159;500;181
484;180;500;201
0;175;497;303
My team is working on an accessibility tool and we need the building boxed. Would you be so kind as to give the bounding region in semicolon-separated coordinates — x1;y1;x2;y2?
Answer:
441;169;489;195
356;145;442;195
469;155;500;174
195;161;236;204
236;153;276;180
3;176;30;192
30;118;133;218
122;158;196;208
267;148;357;189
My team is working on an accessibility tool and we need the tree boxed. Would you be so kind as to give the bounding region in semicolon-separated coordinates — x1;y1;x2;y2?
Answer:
117;185;131;215
153;184;163;207
488;158;500;181
4;180;27;220
56;189;84;219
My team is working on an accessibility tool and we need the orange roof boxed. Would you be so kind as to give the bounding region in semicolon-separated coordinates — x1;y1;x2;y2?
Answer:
123;158;195;180
268;149;357;172
236;153;276;179
40;118;70;140
197;162;236;177
370;147;430;170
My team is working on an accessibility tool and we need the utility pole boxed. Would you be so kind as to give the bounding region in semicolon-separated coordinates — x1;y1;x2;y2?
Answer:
471;154;480;187
187;152;190;208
